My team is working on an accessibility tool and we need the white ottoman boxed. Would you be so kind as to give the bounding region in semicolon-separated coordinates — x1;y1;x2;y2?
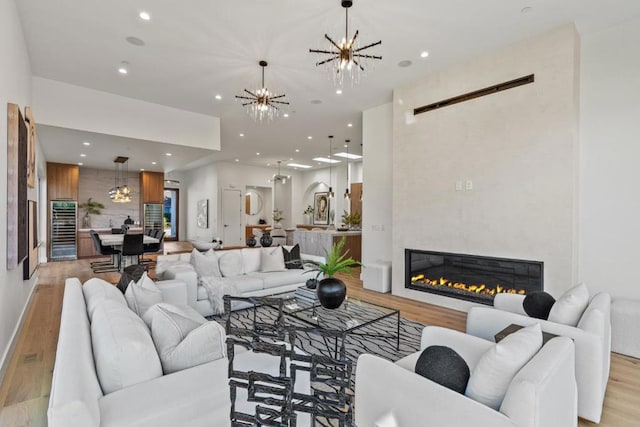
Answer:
611;299;640;358
362;262;392;293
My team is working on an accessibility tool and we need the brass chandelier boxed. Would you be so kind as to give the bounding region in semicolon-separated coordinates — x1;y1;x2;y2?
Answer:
235;60;289;122
310;0;382;86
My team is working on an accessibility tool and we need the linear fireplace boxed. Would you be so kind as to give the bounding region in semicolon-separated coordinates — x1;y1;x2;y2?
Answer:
405;249;543;305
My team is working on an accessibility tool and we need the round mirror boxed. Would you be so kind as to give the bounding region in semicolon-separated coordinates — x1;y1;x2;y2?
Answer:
245;190;264;215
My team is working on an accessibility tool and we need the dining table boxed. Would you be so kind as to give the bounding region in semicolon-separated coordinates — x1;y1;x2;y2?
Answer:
98;234;159;271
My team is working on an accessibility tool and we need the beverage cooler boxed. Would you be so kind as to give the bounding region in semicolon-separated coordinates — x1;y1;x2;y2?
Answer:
50;201;77;260
143;203;163;234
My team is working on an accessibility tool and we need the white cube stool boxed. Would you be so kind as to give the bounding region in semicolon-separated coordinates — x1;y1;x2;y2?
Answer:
362;262;392;293
611;298;640;358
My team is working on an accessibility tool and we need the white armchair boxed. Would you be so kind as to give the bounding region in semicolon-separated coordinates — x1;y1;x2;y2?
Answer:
466;292;611;423
355;326;577;427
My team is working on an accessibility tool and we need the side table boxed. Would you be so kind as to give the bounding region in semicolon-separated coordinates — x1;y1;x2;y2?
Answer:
494;323;558;345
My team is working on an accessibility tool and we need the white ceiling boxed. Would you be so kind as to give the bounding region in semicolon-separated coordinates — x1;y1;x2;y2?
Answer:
16;0;640;172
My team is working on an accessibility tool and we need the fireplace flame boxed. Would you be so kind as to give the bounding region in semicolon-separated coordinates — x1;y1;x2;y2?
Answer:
410;275;525;297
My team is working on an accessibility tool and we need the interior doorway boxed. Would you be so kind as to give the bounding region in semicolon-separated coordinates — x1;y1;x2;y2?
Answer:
222;188;243;246
163;188;179;241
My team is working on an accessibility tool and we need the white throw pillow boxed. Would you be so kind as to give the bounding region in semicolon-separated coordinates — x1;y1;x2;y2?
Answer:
218;251;244;277
465;323;543;410
124;272;163;319
548;283;590;327
149;303;226;374
260;247;286;272
91;299;163;394
82;278;127;321
190;248;222;278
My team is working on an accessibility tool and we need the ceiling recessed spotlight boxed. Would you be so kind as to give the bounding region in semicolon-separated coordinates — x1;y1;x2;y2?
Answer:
82;141;91;146
347;123;353;127
283;113;289;118
521;6;532;13
235;158;239;162
310;99;322;105
267;163;271;166
256;152;260;156
77;162;83;166
118;67;128;75
152;161;157;165
295;149;300;153
126;36;145;47
289;157;293;161
239;133;245;137
344;144;348;148
214;94;222;100
139;11;151;21
307;136;313;140
140;168;145;171
420;51;429;58
165;153;172;156
80;154;87;157
336;89;343;95
398;60;412;68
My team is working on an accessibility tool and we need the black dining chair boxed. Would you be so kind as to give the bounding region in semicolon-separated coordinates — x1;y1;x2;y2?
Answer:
121;224;130;234
120;233;144;267
141;231;165;266
89;230;121;273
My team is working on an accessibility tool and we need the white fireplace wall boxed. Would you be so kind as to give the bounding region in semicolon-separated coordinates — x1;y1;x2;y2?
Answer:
392;25;581;311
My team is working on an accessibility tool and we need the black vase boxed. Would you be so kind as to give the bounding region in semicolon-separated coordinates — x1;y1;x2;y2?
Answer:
246;236;257;247
260;233;273;247
317;277;347;309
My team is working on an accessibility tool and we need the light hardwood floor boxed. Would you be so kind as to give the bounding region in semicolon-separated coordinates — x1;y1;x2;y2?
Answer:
0;250;638;426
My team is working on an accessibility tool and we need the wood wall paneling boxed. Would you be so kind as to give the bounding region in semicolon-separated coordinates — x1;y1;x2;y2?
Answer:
46;163;79;201
350;183;362;216
140;171;164;203
333;234;362;263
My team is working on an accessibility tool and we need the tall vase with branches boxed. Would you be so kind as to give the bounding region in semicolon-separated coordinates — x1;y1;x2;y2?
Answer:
79;198;104;228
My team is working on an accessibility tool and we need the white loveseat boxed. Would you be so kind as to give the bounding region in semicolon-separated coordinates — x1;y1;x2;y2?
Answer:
466;292;611;423
156;247;324;317
48;278;310;427
355;326;578;427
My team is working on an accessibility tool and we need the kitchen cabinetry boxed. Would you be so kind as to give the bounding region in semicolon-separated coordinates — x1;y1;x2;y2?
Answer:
47;162;79;201
140;171;164;203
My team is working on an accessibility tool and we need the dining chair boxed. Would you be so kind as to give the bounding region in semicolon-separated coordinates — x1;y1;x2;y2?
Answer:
141;231;165;266
120;233;144;267
89;230;120;273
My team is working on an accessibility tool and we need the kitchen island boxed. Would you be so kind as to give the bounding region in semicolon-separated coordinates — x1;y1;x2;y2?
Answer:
292;229;361;262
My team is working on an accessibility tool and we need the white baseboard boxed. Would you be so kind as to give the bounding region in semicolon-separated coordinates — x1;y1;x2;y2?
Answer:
0;273;39;384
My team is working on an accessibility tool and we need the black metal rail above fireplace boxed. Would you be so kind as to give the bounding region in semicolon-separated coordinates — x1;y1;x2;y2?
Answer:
405;249;543;305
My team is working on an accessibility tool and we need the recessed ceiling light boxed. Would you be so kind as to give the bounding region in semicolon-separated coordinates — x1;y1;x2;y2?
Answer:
239;133;245;137
126;36;145;47
118;67;128;75
152;161;157;165
420;51;429;58
235;158;239;162
347;123;353;127
82;141;91;146
398;60;412;68
267;163;271;166
283;113;289;118
307;136;313;140
336;89;343;95
215;94;222;100
288;163;312;169
289;158;293;161
256;152;260;156
165;153;172;156
139;11;151;21
140;168;145;171
77;162;83;166
80;154;87;157
344;144;348;148
313;157;341;164
334;152;363;160
295;149;300;153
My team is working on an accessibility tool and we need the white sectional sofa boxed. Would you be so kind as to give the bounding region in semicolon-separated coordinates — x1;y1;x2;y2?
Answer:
355;326;578;427
48;277;310;427
156;247;325;317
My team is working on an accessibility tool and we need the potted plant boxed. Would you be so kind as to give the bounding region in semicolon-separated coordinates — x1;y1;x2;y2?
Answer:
303;237;360;309
303;205;314;224
79;198;104;228
341;210;362;230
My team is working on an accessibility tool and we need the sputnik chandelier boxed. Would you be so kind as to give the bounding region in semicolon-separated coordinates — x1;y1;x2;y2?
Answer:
235;60;289;122
310;0;382;86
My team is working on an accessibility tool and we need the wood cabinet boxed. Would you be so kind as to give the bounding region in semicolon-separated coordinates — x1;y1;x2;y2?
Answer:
47;162;79;200
77;231;98;258
333;233;362;263
350;183;362;216
140;171;164;203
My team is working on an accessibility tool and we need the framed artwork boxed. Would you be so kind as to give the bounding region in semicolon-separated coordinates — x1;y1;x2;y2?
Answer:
313;192;330;225
6;103;28;270
197;199;209;228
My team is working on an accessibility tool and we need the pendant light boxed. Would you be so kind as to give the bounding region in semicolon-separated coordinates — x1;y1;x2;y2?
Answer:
344;139;351;199
328;135;335;199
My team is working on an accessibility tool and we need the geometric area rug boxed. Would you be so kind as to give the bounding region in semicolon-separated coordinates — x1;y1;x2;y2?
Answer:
209;305;425;366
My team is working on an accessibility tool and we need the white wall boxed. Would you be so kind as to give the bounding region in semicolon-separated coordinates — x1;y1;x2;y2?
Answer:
392;25;581;311
0;0;38;379
32;77;221;150
182;164;219;242
362;103;393;268
579;17;640;300
297;167;350;227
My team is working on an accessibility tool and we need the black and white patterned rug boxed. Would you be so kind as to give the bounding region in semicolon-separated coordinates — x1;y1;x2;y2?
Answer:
209;305;424;365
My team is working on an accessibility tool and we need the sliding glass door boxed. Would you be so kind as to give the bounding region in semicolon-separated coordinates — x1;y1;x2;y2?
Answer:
163;189;179;241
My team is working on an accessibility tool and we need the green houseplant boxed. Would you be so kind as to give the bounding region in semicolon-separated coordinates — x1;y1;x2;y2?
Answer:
79;198;104;228
341;210;362;229
303;237;360;309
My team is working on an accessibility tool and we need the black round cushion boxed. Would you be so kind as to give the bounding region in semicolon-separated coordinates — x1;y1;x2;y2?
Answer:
523;291;556;320
414;345;470;394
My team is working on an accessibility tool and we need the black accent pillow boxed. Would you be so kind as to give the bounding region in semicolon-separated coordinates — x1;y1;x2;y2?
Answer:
117;264;148;293
282;244;303;269
523;291;556;320
415;346;470;394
